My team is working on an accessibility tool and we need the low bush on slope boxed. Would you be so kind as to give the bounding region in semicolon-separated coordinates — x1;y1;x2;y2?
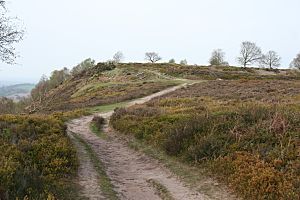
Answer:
0;114;79;199
110;80;300;200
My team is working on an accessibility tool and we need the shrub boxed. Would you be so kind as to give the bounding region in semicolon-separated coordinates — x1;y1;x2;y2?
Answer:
92;116;105;130
0;114;78;199
213;152;299;200
110;102;300;199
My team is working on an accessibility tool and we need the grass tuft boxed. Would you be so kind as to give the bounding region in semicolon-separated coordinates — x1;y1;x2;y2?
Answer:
147;179;174;200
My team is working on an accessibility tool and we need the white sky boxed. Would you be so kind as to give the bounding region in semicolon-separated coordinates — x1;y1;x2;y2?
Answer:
0;0;299;84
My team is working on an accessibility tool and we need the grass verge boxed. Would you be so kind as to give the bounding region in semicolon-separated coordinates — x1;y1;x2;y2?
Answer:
89;122;108;140
87;102;129;114
147;179;174;200
72;133;119;200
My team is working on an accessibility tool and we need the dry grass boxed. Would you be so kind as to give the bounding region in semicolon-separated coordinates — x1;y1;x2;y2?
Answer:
110;79;300;199
32;66;180;112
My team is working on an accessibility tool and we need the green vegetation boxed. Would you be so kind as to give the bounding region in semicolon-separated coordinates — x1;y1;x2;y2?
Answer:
88;102;129;114
0;114;79;199
110;80;300;200
147;179;174;200
0;84;35;97
31;63;179;113
29;62;300;113
72;133;119;200
90;116;108;139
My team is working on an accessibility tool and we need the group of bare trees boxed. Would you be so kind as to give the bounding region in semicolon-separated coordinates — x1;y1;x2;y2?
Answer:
236;41;281;69
208;41;281;69
144;44;282;69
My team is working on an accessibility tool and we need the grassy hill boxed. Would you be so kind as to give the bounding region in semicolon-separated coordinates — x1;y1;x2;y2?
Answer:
30;63;300;113
0;83;35;97
31;63;183;112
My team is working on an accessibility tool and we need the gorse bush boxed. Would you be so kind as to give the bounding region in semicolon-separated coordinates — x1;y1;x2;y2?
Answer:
0;114;78;199
110;100;300;199
213;152;298;200
52;109;89;122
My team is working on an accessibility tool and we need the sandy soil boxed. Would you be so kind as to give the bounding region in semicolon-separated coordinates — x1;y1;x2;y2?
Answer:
68;132;105;200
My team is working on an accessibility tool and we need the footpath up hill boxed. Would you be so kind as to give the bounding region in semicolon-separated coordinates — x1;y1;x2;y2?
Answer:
30;62;300;113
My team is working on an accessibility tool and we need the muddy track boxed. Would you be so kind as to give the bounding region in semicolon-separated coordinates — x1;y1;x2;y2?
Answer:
68;83;234;200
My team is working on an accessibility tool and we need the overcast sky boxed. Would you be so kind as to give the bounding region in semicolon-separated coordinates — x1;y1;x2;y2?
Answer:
0;0;299;84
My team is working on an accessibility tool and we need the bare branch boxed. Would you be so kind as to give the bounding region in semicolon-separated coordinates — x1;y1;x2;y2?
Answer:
260;51;281;69
113;51;124;64
0;1;5;9
237;41;262;67
0;1;24;64
145;52;162;63
290;53;300;69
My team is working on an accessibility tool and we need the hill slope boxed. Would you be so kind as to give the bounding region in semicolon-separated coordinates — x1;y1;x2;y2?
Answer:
31;63;300;113
31;63;182;112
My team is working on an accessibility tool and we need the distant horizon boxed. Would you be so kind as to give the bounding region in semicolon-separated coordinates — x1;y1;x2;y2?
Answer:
0;0;299;83
0;61;296;85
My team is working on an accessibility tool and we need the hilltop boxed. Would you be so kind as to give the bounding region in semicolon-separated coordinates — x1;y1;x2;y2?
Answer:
30;62;300;113
29;63;183;112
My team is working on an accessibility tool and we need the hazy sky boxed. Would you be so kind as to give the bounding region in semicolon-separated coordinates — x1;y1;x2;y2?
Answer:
0;0;299;84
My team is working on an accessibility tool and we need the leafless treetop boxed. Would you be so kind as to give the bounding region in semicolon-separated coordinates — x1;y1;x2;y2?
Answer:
260;51;281;69
290;53;300;69
0;0;24;64
237;41;262;67
113;51;124;64
145;52;162;63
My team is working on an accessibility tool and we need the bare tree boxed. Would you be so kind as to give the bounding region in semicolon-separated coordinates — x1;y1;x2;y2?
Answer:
259;51;281;69
0;1;24;64
290;53;300;69
0;1;4;8
237;41;262;67
209;49;228;66
113;51;124;63
145;52;162;63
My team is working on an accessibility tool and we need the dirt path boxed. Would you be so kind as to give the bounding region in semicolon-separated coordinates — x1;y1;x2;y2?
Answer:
68;133;105;200
68;83;233;200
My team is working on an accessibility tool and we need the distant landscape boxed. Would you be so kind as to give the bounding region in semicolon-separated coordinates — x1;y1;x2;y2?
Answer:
0;83;35;100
